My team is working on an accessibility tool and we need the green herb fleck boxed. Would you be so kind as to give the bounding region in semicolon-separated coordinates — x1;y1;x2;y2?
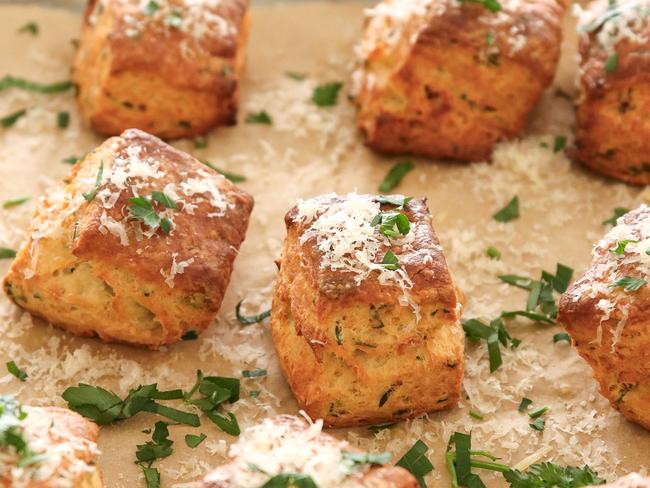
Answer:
605;52;618;74
18;22;39;35
493;196;519;223
380;250;400;270
3;196;30;209
245;111;272;125
0;248;17;259
553;332;571;344
200;160;246;183
57;111;69;129
1;109;27;128
242;368;267;378
62;156;81;165
6;361;27;381
518;397;532;412
185;433;206;448
469;410;483;420
286;71;306;81
610;275;646;292
396;440;434;487
553;135;567;153
181;330;198;341
378;161;414;193
486;246;501;260
602;207;629;226
312;81;343;107
235;299;271;325
0;76;73;94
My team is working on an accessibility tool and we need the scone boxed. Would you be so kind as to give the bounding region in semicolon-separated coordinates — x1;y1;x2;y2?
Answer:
73;0;250;139
595;474;650;488
3;129;253;348
270;193;464;427
558;205;650;430
201;415;418;488
0;396;102;488
574;0;650;184
353;0;566;161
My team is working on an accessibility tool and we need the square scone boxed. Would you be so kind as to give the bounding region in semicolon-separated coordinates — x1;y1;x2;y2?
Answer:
270;193;464;427
73;0;250;139
353;0;566;161
3;129;253;348
574;0;650;185
558;205;650;430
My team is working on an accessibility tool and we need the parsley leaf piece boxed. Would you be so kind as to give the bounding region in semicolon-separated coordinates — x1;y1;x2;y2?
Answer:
181;330;198;341
553;135;567;153
140;465;161;488
151;191;178;209
194;136;208;149
242;368;267;378
261;473;318;488
486;246;501;260
518;397;532;412
605;52;618;74
551;263;574;293
312;81;343;107
62;156;80;164
610;276;646;292
503;462;605;488
200;159;246;183
136;421;173;463
602;207;629;226
381;250;400;270
396;440;434;488
498;274;533;289
0;247;17;259
0;76;73;94
493;196;519;223
286;71;306;81
3;196;30;208
553;332;571;344
235;299;271;325
463;318;516;372
129;195;160;228
375;195;413;207
57;111;69;129
144;0;161;15
379;161;414;193
460;0;502;12
373;210;411;238
159;218;172;235
6;361;27;381
469;410;484;420
529;417;546;431
185;433;206;448
245;111;272;125
0;396;44;467
610;239;637;255
82;162;104;202
342;450;391;471
1;108;27;128
206;411;240;436
528;406;549;419
18;22;39;35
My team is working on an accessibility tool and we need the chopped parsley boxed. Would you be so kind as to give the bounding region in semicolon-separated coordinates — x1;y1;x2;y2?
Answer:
245;110;272;125
342;450;391;471
460;0;502;12
372;209;410;238
602;207;628;226
235;299;271;325
151;191;178;209
553;332;571;344
184;370;241;436
260;473;317;488
529;406;549;419
18;22;39;35
0;247;17;259
0;75;73;94
62;156;81;164
529;417;546;431
200;159;246;183
181;330;198;341
469;410;484;420
312;81;343;107
82;162;103;202
0;396;44;468
463;318;518;372
493;196;519;223
136;421;173;463
610;275;646;292
396;440;434;488
503;463;605;488
380;250;400;270
144;0;161;15
184;433;206;448
553;135;567;153
140;466;160;488
242;368;267;378
1;108;27;128
6;361;27;381
286;71;306;81
57;111;69;129
486;246;501;260
2;196;30;209
611;239;637;255
193;136;208;149
518;397;532;412
129;192;176;234
605;52;618;74
378;161;414;193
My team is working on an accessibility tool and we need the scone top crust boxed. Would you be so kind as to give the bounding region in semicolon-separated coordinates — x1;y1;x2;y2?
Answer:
354;0;565;94
202;415;417;488
285;193;458;314
69;128;253;300
576;0;650;95
85;0;249;91
0;397;100;487
558;205;650;353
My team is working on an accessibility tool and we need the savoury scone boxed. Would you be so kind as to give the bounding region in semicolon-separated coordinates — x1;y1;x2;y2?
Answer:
3;129;253;348
574;0;650;184
73;0;250;139
201;415;418;488
595;474;650;488
270;193;464;427
353;0;566;161
558;205;650;430
0;396;102;488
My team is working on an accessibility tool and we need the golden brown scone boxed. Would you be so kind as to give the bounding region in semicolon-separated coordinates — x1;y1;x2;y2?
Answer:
558;204;650;430
0;397;102;488
353;0;566;162
594;474;650;488
574;0;650;184
3;128;253;348
73;0;250;139
270;193;464;427
201;415;418;488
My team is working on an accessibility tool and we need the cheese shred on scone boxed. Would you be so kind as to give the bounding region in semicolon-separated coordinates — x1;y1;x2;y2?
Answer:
73;0;250;139
3;129;253;348
574;0;650;185
558;205;650;430
270;193;464;427
595;474;650;488
0;396;102;488
353;0;567;162
201;415;418;488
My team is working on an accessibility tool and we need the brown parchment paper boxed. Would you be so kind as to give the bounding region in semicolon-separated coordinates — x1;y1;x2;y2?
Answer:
0;2;649;487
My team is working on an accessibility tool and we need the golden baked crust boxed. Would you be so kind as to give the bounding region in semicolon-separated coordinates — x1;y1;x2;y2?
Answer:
270;193;463;427
596;474;650;488
354;0;566;161
575;0;650;184
201;415;418;488
3;128;253;348
558;205;650;430
1;403;102;488
73;0;250;139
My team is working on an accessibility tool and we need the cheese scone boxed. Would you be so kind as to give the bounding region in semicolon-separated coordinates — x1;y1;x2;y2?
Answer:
558;205;650;430
3;129;253;348
596;474;650;488
0;397;101;488
574;0;650;184
354;0;566;162
270;193;464;427
73;0;250;139
201;415;418;488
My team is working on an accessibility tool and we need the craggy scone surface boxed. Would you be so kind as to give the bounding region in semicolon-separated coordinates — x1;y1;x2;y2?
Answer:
0;1;649;487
